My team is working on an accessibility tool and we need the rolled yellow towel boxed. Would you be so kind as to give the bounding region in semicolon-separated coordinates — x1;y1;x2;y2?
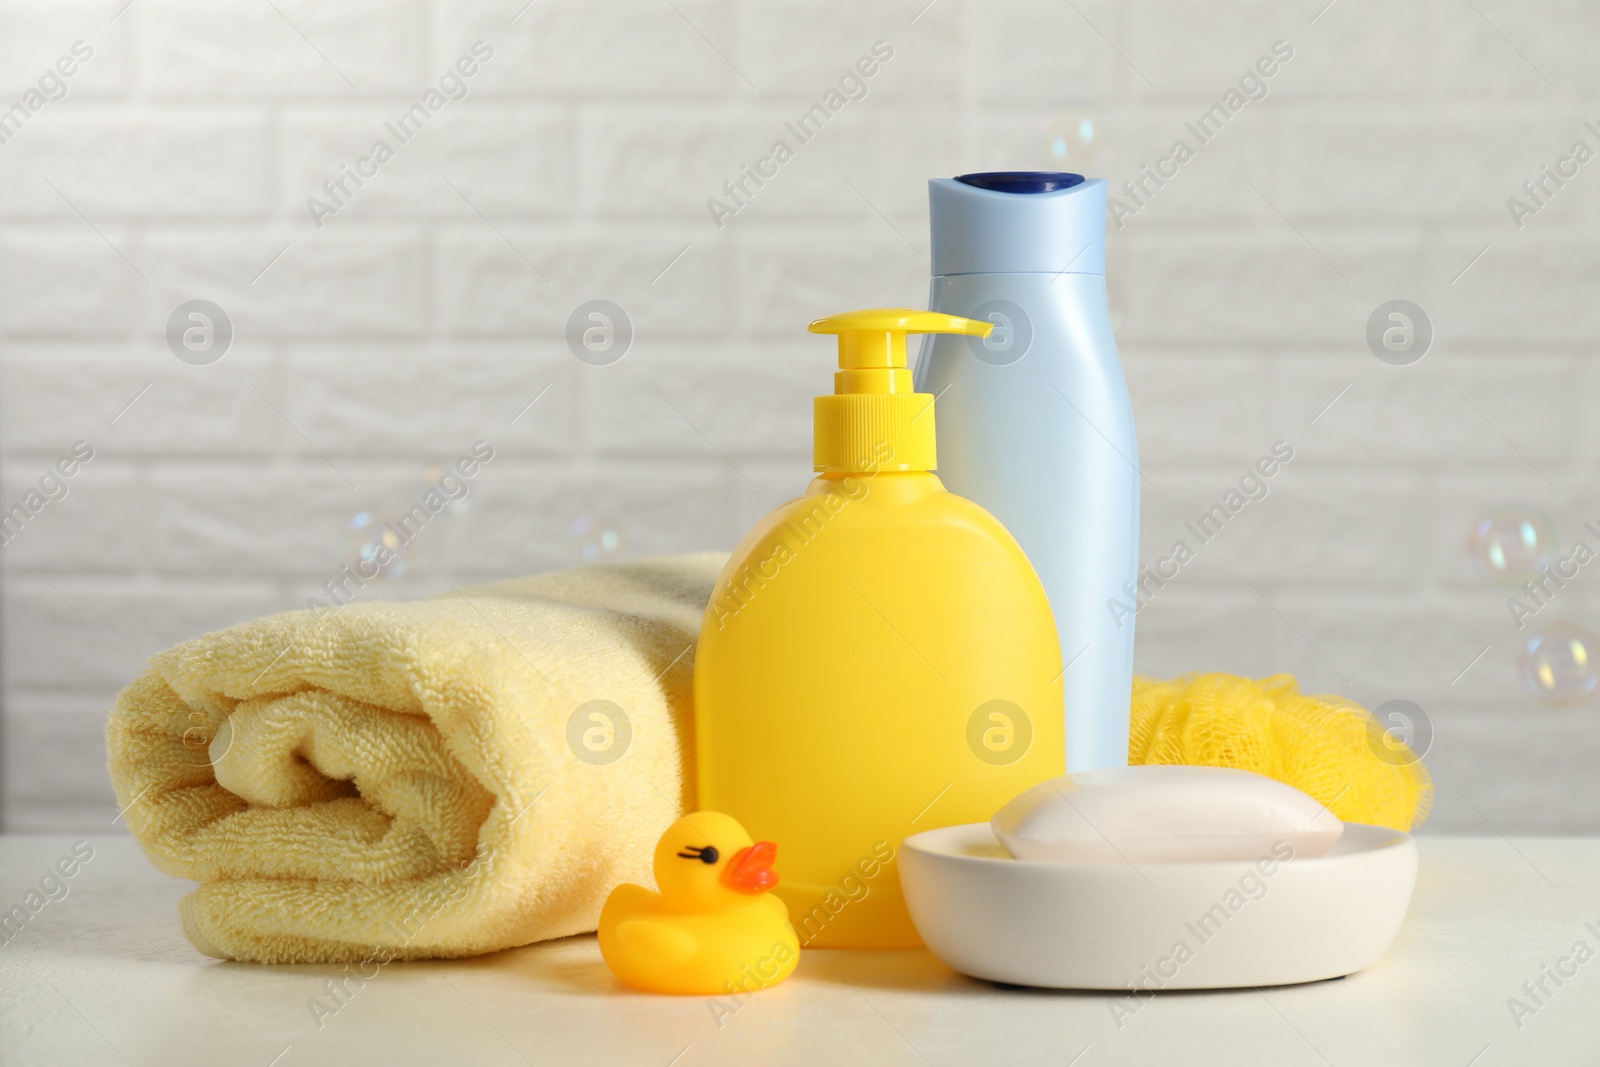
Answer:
106;554;727;964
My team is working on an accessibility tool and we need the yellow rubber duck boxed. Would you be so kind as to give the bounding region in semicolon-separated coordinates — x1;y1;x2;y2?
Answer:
598;811;800;995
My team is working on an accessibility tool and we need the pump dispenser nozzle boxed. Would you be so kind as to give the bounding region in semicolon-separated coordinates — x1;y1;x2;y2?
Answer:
807;308;992;473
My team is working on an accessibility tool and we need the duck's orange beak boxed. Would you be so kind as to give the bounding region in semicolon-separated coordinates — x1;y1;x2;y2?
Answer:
721;841;779;895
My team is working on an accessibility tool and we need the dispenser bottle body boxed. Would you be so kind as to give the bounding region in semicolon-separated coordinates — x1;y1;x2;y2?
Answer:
694;471;1064;947
916;176;1138;774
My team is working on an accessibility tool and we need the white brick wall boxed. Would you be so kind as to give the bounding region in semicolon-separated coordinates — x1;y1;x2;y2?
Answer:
2;0;1596;835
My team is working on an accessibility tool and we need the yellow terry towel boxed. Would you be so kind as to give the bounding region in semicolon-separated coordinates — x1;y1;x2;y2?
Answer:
106;554;726;965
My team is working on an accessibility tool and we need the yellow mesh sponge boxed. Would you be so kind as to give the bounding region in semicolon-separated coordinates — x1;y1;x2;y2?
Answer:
1129;673;1432;832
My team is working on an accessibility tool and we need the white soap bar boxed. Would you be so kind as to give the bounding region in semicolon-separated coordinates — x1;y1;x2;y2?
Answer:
992;766;1343;864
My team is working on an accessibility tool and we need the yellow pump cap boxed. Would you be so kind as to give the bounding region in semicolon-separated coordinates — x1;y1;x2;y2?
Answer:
807;308;993;472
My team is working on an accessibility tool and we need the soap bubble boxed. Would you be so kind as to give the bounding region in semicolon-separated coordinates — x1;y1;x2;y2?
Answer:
1037;100;1110;173
1467;507;1555;583
1519;622;1600;707
569;515;623;562
347;510;414;581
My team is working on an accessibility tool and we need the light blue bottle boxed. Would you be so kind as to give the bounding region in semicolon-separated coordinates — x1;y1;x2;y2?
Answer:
914;172;1137;773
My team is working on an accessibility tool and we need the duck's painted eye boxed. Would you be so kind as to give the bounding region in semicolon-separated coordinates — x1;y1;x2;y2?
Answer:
676;845;720;864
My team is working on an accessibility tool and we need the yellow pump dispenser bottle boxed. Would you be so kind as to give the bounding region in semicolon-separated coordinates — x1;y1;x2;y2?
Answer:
694;309;1065;948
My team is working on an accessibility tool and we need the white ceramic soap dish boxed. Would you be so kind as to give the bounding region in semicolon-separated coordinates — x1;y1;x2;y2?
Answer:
900;821;1416;990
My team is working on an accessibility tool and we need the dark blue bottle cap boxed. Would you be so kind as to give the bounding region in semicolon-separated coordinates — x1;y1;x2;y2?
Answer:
954;171;1086;194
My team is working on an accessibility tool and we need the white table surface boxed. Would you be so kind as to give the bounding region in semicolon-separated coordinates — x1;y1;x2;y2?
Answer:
2;834;1598;1066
